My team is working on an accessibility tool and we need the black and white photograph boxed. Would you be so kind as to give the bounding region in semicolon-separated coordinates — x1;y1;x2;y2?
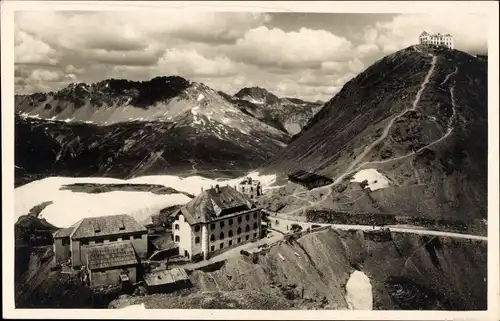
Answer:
2;1;499;319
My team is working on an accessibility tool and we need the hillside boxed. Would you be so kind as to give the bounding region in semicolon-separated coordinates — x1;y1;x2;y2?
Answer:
220;87;324;135
15;79;290;185
260;45;488;222
110;228;487;310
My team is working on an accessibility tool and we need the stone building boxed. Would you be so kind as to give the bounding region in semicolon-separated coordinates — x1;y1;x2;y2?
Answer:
172;185;262;261
419;31;454;49
52;214;148;275
236;177;262;199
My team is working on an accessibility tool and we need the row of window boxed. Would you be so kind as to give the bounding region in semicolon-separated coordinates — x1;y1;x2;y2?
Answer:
209;213;258;230
209;233;257;252
78;234;142;246
174;227;259;244
175;212;259;232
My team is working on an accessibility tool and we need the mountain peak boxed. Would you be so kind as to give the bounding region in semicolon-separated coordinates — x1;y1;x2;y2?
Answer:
234;86;279;105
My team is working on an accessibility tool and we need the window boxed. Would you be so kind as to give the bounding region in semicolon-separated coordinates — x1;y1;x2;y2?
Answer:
220;243;224;249
242;186;245;192
175;235;180;242
195;225;201;232
253;212;257;219
210;234;215;242
237;227;242;235
174;224;180;230
250;195;253;199
245;214;250;221
81;240;88;245
237;216;242;223
253;222;258;229
211;245;215;252
229;218;233;226
251;186;253;191
95;239;103;244
229;240;233;246
254;233;257;238
220;232;224;239
110;237;117;242
237;237;241;243
210;223;215;230
245;225;250;232
246;235;249;241
118;221;125;231
228;230;233;237
62;238;70;246
133;235;141;240
220;221;225;229
195;236;200;244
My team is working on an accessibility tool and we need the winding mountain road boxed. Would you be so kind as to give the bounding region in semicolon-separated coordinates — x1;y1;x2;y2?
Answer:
274;54;470;237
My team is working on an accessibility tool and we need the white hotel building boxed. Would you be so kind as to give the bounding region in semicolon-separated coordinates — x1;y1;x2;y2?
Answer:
172;185;262;261
419;31;454;49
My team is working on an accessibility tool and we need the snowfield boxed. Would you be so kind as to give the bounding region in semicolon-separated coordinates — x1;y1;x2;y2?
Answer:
350;168;390;191
15;172;277;228
345;270;373;310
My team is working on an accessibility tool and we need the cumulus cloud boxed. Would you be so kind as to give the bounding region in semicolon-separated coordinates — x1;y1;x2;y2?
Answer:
228;26;354;69
13;11;488;102
15;29;58;65
363;14;488;53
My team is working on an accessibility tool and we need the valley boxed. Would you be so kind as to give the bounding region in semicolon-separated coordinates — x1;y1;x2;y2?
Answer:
13;44;489;311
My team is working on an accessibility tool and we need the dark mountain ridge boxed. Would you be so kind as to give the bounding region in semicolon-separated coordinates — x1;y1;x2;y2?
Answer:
260;45;487;222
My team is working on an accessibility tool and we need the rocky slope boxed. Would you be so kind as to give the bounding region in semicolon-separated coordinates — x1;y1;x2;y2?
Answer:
260;45;488;222
109;228;487;310
15;78;290;185
220;87;324;135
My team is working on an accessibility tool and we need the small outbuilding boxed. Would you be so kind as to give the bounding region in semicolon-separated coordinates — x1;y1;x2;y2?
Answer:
85;242;139;287
144;267;192;294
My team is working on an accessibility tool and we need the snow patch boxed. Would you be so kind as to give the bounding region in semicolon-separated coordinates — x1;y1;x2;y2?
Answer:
15;172;277;228
350;168;390;191
197;94;205;101
345;271;373;310
242;96;265;105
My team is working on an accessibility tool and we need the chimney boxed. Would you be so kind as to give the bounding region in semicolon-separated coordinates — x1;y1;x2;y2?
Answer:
201;187;203;193
215;184;220;193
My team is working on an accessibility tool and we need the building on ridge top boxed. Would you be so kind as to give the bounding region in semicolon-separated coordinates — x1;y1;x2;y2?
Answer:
419;31;454;49
172;184;262;261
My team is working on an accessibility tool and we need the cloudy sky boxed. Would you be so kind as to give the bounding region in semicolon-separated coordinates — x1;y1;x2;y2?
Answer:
14;11;488;101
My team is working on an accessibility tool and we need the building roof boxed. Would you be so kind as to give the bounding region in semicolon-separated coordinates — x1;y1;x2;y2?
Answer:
85;242;138;270
53;227;74;239
288;169;333;185
178;185;256;225
144;267;189;287
70;214;147;240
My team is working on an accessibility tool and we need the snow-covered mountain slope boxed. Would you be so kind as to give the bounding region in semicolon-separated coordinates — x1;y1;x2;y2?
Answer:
220;87;324;135
15;79;290;185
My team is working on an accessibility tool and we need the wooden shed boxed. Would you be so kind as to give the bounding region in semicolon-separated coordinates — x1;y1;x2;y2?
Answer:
85;242;139;287
144;267;192;294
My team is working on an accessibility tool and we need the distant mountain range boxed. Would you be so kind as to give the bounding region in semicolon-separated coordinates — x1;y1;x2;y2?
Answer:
14;77;322;186
220;87;323;135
